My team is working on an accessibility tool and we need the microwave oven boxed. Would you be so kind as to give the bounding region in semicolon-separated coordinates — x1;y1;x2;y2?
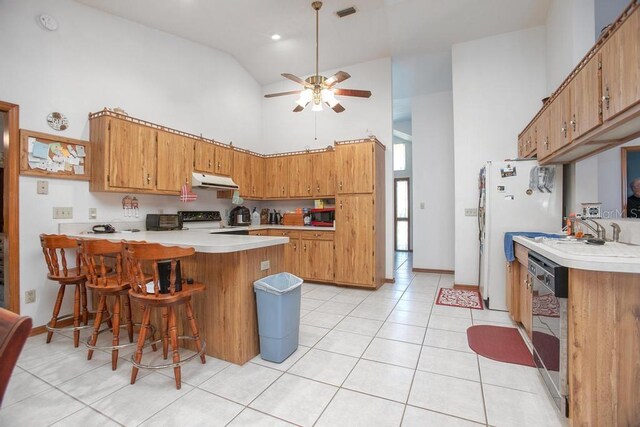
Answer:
310;208;335;227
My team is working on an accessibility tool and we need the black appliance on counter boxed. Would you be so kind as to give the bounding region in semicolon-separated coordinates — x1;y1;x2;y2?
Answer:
528;252;569;416
178;211;221;223
146;214;183;231
229;206;251;226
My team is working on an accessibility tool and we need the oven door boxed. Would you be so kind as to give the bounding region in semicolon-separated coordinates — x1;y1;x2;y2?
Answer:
530;272;567;415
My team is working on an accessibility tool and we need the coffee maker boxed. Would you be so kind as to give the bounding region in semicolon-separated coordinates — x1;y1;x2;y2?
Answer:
229;206;251;226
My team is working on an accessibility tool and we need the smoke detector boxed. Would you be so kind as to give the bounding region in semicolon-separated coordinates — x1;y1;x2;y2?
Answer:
39;14;58;31
336;6;356;18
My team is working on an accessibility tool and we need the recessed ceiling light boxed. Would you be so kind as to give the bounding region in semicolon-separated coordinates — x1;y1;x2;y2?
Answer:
271;34;281;40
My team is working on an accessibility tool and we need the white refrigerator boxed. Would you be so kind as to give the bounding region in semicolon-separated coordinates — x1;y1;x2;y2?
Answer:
478;160;563;311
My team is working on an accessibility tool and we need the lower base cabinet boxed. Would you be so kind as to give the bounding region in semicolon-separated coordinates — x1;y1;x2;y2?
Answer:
266;229;334;282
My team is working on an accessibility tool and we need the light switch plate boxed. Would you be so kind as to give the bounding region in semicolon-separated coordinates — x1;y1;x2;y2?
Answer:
53;207;73;219
25;289;36;304
420;202;425;209
260;260;270;271
37;180;48;194
465;208;478;217
89;208;97;219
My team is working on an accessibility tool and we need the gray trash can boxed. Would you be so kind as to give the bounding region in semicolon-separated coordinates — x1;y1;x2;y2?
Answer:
253;272;303;363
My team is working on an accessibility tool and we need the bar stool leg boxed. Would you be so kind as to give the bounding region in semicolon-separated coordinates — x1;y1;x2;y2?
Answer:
111;294;121;370
80;282;89;325
131;305;151;385
73;284;81;347
88;294;106;360
185;300;206;364
123;293;134;343
47;285;66;343
168;306;181;389
161;307;169;360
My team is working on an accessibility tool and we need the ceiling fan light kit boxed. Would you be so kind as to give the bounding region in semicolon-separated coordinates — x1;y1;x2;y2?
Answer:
264;1;372;113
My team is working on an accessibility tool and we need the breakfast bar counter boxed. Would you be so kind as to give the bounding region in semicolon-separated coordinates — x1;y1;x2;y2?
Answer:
69;230;288;365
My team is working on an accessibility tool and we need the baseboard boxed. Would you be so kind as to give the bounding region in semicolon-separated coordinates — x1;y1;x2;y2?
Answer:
454;284;480;291
413;268;455;275
384;278;395;284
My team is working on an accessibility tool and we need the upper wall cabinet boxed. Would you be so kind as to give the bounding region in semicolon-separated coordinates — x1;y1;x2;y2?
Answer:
336;143;374;194
311;151;336;197
157;132;194;192
265;156;289;198
194;141;232;176
521;2;640;165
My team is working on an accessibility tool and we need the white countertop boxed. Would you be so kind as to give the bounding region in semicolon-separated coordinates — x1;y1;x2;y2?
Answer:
513;236;640;273
201;225;335;232
67;230;289;254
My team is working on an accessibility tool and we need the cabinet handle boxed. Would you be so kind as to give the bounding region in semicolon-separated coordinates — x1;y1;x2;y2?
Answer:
282;186;285;195
282;232;286;236
217;161;221;170
544;138;549;149
307;185;311;193
208;160;212;168
146;173;151;184
314;233;320;237
339;181;343;190
602;87;610;110
561;122;567;138
316;185;320;193
293;243;297;250
340;201;343;209
570;114;577;132
303;244;307;251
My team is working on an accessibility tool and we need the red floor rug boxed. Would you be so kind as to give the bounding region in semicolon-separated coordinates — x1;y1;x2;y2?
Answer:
436;288;483;310
467;325;535;367
532;294;560;317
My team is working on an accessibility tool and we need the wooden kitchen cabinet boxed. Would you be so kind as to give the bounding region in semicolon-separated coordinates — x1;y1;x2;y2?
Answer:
156;131;194;192
601;8;640;122
506;262;521;322
265;157;289;198
336;142;374;194
268;229;301;276
300;236;334;282
232;150;264;199
548;85;572;155
311;151;335;197
570;55;602;141
194;140;216;174
335;194;376;286
535;108;552;160
250;155;265;198
288;154;313;198
214;146;232;176
519;261;532;338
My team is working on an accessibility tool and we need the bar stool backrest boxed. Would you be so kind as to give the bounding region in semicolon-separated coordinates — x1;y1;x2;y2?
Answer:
124;241;194;297
40;234;83;279
80;239;126;287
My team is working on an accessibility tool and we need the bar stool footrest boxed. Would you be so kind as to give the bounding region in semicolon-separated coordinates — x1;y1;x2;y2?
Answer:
85;323;157;351
131;336;206;370
46;312;112;333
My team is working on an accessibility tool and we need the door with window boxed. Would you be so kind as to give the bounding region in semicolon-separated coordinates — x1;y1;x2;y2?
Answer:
395;178;410;251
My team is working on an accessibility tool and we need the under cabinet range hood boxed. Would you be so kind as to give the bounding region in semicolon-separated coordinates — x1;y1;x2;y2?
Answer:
191;172;239;190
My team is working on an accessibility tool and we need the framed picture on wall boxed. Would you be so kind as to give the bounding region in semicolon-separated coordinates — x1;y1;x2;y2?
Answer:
622;146;640;218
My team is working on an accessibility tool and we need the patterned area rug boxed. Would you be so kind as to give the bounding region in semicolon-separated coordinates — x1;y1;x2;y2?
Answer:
532;294;560;317
436;288;483;310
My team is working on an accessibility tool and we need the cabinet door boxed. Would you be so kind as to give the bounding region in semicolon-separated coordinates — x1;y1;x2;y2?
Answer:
571;55;602;140
157;132;194;192
265;157;289;198
336;143;374;194
285;239;301;276
517;135;526;159
519;263;532;338
535;108;552;160
506;262;521;322
194;140;216;174
548;86;571;154
312;151;336;197
300;239;334;281
601;10;640;121
214;146;232;176
335;194;374;286
233;151;251;198
250;155;265;198
109;119;156;190
289;155;313;198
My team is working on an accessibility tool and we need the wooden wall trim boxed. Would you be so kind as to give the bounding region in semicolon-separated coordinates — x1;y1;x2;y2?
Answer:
0;101;20;315
413;268;454;275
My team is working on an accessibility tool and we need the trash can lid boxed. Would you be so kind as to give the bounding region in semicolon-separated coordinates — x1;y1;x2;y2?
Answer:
254;272;303;295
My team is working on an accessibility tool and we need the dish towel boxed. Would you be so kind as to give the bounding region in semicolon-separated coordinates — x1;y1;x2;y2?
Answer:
179;182;198;202
503;232;564;262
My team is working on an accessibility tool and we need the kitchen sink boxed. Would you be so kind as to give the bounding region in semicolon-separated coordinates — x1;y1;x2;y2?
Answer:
542;239;640;257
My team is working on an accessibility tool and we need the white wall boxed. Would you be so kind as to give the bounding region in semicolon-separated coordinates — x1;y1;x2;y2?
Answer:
0;0;263;326
261;57;395;279
411;91;454;270
452;26;547;285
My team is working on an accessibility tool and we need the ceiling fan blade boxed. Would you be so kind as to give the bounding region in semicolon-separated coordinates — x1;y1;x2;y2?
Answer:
332;103;346;113
325;71;351;87
282;73;310;87
333;89;372;98
293;102;309;112
264;90;302;98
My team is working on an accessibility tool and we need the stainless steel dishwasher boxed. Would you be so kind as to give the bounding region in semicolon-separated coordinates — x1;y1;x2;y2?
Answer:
528;252;569;417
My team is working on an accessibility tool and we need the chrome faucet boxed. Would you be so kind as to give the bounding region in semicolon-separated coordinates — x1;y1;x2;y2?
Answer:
571;217;607;240
611;222;621;242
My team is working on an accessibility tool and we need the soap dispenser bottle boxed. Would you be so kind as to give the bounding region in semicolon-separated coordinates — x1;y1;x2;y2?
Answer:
251;207;260;226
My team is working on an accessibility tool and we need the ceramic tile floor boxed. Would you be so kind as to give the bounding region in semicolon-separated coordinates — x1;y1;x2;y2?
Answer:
0;254;567;426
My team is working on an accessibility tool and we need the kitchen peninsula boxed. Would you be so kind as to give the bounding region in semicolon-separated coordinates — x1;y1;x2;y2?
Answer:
510;236;640;426
70;229;288;365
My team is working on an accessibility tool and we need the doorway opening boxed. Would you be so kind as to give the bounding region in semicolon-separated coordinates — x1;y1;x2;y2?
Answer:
0;101;20;313
394;177;410;251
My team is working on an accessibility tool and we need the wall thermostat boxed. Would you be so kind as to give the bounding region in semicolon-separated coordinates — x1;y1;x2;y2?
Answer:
39;14;58;31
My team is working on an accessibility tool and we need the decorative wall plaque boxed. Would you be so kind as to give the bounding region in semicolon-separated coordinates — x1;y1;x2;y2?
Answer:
46;112;69;131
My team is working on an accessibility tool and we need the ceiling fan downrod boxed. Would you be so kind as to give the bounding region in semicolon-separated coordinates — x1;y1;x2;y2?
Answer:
312;1;322;78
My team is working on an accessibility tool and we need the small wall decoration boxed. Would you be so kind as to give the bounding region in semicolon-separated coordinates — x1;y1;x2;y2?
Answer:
46;112;69;131
19;129;90;180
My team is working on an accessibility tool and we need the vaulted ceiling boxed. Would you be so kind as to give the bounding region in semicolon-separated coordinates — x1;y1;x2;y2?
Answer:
74;0;551;86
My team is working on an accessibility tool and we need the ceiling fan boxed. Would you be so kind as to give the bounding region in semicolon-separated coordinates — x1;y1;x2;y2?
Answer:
264;1;372;113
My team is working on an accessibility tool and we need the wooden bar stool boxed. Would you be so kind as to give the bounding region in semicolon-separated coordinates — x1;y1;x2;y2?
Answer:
40;234;94;347
125;241;206;390
80;239;156;370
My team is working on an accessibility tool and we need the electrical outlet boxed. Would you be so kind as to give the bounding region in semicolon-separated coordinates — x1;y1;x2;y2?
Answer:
89;208;97;219
37;180;48;194
420;202;425;210
465;208;478;217
25;289;36;304
260;260;270;271
53;207;73;219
